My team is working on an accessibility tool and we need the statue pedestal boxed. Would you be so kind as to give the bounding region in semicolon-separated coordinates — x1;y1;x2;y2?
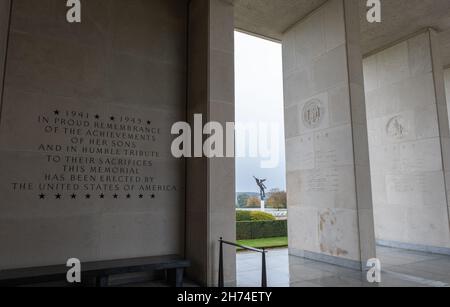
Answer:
261;201;265;212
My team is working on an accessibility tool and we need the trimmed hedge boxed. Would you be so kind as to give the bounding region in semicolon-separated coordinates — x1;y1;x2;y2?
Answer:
236;210;276;222
236;220;287;240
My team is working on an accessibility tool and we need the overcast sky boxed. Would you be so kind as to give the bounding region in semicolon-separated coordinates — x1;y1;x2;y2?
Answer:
235;31;286;193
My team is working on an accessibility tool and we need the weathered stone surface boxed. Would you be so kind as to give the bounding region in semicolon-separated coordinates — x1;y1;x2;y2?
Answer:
186;0;236;287
0;0;187;270
284;0;375;269
364;31;450;249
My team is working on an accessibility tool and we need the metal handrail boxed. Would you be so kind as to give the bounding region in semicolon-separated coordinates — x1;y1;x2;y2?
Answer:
218;237;267;288
220;238;266;253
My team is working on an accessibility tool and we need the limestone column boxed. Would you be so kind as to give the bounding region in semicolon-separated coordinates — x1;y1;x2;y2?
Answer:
0;0;11;120
445;68;450;137
430;30;450;234
364;29;450;253
186;0;236;286
283;0;376;270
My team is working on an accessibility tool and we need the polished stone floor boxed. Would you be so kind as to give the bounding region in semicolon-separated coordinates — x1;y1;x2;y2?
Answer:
237;247;450;287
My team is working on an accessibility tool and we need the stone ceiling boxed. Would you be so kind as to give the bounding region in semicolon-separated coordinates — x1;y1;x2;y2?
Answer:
233;0;450;65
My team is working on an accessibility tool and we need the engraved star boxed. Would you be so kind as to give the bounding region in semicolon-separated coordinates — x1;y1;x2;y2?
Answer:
139;194;143;199
95;115;100;120
151;194;156;199
113;194;118;199
147;121;151;125
126;194;131;199
99;194;105;199
85;194;91;199
110;116;115;121
54;110;60;115
71;194;77;199
55;194;62;199
39;194;45;199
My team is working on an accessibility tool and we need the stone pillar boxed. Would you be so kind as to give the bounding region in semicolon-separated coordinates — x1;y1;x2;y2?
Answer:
0;0;11;119
283;0;376;270
446;67;450;222
186;0;236;286
445;68;450;133
445;68;450;99
430;30;450;236
364;29;450;254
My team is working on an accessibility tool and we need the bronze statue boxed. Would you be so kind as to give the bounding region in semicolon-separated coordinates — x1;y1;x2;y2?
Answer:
253;176;268;200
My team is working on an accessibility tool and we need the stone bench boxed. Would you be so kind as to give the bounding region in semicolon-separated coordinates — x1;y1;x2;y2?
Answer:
0;255;190;287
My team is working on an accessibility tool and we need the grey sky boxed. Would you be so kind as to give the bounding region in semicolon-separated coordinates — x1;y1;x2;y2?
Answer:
235;31;286;193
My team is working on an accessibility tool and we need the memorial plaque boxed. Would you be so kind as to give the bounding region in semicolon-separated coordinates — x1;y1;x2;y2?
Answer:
0;0;188;269
302;99;325;129
0;106;180;202
305;168;339;193
286;134;315;171
386;115;409;140
299;93;330;134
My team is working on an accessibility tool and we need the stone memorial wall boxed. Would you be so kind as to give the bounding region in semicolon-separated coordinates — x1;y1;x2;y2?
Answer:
364;31;450;251
283;0;375;268
0;0;187;269
446;69;450;128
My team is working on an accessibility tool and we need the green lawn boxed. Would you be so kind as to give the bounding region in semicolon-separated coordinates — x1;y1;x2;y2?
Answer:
237;237;288;250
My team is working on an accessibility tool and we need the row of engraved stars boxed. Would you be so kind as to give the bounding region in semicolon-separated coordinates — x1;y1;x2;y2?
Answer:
53;110;152;125
38;193;157;200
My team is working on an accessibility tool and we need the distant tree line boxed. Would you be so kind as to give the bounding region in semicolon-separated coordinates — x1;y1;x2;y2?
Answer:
236;189;287;210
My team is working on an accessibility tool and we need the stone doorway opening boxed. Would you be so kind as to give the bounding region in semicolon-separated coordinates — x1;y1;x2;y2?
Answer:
234;31;288;285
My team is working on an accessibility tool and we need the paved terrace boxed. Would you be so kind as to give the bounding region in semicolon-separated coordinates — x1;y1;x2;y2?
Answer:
237;247;450;287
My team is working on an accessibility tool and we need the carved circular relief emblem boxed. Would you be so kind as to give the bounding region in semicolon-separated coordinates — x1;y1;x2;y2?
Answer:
386;116;408;139
302;99;324;129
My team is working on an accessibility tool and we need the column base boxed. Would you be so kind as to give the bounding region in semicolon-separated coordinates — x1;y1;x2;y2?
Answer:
289;248;363;271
